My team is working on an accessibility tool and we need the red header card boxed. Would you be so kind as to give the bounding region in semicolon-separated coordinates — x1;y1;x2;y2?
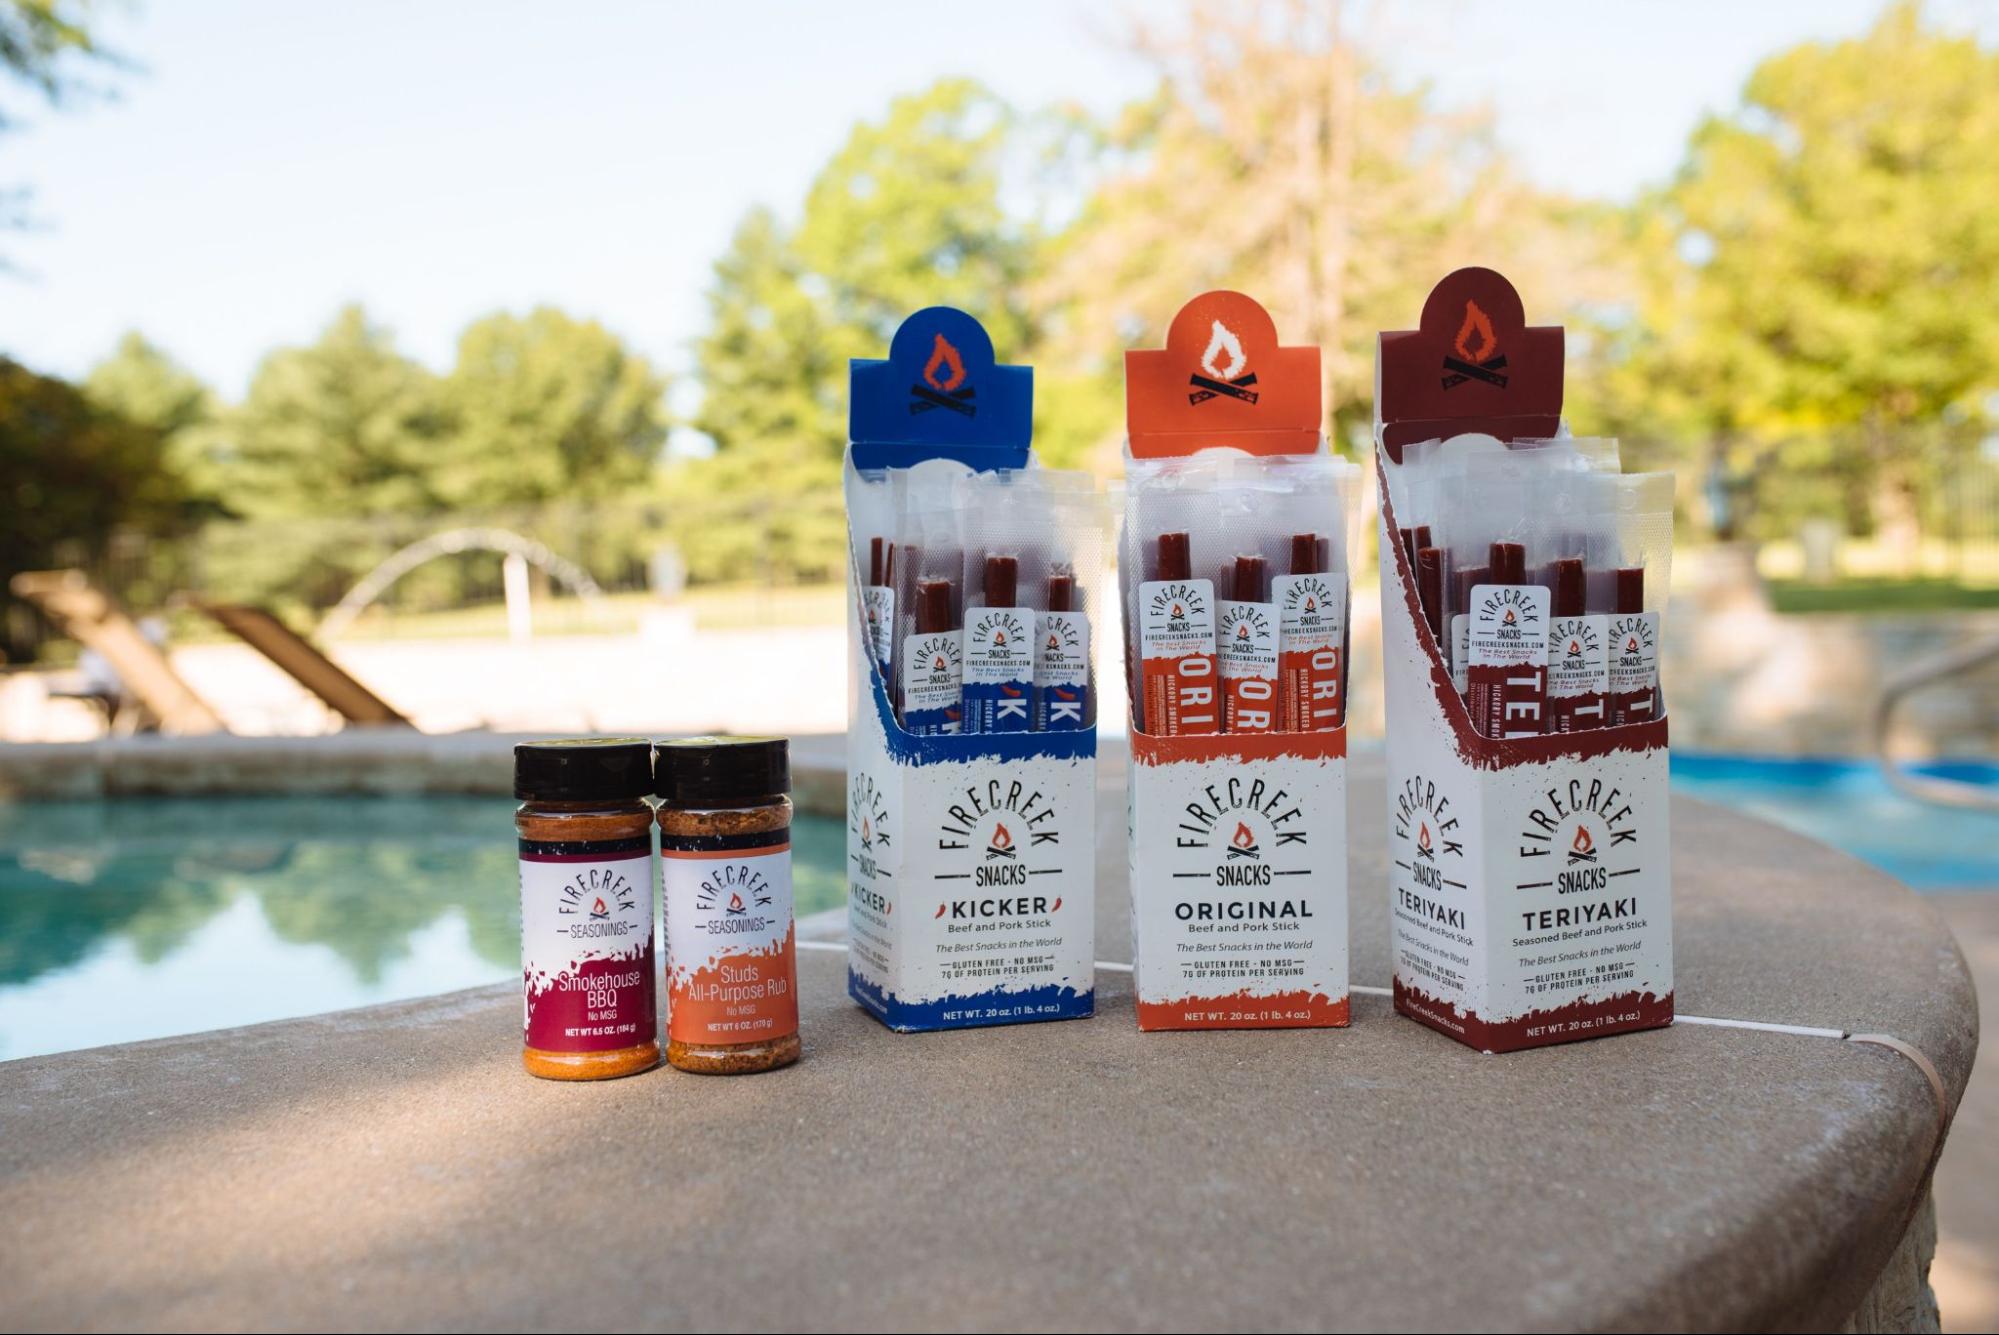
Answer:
1126;291;1322;458
1376;267;1564;461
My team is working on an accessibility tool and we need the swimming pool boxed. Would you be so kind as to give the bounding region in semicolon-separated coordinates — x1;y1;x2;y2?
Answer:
1670;753;1999;891
0;797;845;1063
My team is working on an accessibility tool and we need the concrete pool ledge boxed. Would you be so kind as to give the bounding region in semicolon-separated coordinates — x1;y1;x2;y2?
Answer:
0;730;850;815
0;753;1978;1330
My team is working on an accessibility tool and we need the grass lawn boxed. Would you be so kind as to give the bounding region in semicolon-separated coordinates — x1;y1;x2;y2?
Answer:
1766;577;1999;615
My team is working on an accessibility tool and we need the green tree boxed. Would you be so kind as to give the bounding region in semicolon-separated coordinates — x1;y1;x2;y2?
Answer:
228;305;449;520
0;357;184;657
439;307;668;508
685;79;1036;583
84;332;229;509
1581;1;1999;542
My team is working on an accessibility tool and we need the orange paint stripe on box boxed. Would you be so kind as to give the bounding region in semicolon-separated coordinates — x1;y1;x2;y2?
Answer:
1136;990;1350;1032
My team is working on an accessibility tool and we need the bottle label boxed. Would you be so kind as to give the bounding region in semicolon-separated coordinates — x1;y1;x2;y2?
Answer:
1274;572;1345;732
519;835;656;1053
1033;609;1091;731
961;606;1034;733
1138;578;1219;736
1217;599;1279;733
1546;613;1610;732
900;630;963;734
663;839;798;1046
1608;610;1661;725
1466;583;1551;739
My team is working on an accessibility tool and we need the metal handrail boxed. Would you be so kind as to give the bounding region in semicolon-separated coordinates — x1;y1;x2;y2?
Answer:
1874;633;1999;810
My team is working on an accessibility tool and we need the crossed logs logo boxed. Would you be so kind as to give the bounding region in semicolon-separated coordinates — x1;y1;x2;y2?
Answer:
1442;298;1507;390
910;332;977;417
1189;319;1258;406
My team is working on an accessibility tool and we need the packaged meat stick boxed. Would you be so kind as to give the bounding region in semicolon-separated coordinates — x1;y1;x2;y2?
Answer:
1275;530;1347;732
961;552;1033;733
1605;472;1673;726
900;574;962;736
1029;477;1100;733
1217;553;1277;733
1138;528;1220;737
1466;539;1549;739
1544;552;1608;732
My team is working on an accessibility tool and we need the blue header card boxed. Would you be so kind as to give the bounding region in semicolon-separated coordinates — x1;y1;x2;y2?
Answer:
849;307;1033;471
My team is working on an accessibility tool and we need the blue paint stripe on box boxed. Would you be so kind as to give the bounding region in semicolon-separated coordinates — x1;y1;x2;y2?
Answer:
849;968;1094;1032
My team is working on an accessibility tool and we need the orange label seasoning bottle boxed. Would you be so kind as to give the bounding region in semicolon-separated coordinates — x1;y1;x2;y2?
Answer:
515;738;661;1081
656;736;800;1075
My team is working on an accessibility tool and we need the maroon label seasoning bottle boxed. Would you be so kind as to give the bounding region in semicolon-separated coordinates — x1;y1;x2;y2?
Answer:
515;739;661;1081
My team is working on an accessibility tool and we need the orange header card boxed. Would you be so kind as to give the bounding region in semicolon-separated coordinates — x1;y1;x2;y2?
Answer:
1376;267;1564;462
1125;291;1322;458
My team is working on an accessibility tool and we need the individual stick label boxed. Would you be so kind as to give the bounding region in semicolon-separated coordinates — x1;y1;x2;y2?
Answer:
862;586;895;672
961;606;1034;733
1274;572;1345;733
900;630;963;735
1138;578;1219;736
519;838;656;1053
1608;611;1660;726
1218;600;1279;734
1466;583;1550;738
663;843;797;1046
1034;609;1091;731
1545;613;1609;732
1450;613;1471;697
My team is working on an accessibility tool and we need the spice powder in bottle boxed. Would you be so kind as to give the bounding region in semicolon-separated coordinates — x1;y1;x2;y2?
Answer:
515;738;661;1080
656;736;800;1074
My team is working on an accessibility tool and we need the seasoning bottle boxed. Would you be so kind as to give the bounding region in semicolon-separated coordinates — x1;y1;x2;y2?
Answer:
656;736;800;1075
515;738;661;1081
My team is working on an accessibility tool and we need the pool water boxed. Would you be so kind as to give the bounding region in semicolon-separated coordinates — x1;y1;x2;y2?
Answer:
1670;754;1999;891
0;797;846;1063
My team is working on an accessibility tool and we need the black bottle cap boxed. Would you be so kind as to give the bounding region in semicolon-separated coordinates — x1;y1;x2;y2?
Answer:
514;738;653;802
655;736;790;804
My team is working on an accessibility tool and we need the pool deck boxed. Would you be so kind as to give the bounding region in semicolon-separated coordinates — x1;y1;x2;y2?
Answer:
0;745;1981;1330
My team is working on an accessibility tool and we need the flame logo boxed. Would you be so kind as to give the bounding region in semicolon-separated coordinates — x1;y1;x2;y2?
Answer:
990;822;1013;851
861;816;873;848
1502;608;1518;625
1305;596;1317;612
1170;603;1185;619
727;892;746;914
933;654;947;671
1231;821;1256;850
923;332;967;392
590;896;609;918
1235;622;1250;640
1567;638;1583;655
993;630;1006;646
1625;635;1640;653
1572;825;1594;856
1200;319;1247;380
1418;822;1432;853
1047;633;1060;650
1454;299;1499;363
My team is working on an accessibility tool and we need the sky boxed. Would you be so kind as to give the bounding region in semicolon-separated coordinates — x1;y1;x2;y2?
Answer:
0;0;1978;399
